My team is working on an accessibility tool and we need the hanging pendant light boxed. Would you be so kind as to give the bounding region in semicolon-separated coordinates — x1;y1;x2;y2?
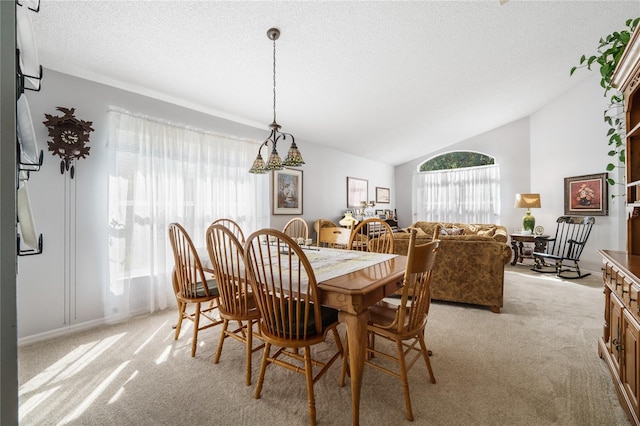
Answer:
249;27;304;174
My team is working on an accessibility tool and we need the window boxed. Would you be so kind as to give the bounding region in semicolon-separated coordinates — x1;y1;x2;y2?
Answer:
106;108;268;315
419;152;494;171
413;151;500;224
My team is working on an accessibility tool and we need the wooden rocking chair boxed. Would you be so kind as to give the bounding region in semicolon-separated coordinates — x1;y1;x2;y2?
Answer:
531;216;595;279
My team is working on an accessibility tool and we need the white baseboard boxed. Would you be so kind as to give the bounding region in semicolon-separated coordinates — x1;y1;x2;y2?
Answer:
18;309;148;346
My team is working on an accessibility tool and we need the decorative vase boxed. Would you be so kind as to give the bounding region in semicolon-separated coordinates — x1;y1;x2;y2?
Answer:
522;210;535;234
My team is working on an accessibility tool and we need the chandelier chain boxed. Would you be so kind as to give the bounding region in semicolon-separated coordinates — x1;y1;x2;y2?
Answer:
272;35;277;124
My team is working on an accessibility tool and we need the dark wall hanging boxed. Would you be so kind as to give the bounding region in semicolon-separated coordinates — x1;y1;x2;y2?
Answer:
43;107;94;178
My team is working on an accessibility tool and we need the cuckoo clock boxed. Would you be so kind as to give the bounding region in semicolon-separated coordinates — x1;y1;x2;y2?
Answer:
43;107;94;178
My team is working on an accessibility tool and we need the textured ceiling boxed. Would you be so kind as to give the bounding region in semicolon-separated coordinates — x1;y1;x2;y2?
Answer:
29;0;640;166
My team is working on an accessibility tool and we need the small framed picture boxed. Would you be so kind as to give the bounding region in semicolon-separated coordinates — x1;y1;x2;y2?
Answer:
347;177;368;208
564;173;608;216
273;168;303;215
376;187;390;204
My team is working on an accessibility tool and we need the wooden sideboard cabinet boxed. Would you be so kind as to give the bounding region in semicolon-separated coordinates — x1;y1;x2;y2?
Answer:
601;25;640;425
599;250;640;425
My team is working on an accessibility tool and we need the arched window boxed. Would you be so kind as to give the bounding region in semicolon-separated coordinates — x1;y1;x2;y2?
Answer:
413;151;500;224
420;152;494;171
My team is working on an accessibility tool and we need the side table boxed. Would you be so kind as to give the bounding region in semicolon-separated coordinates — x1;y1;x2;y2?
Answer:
510;233;548;266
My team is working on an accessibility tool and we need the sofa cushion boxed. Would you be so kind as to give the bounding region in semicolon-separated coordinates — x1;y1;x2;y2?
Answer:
477;228;495;238
440;227;464;236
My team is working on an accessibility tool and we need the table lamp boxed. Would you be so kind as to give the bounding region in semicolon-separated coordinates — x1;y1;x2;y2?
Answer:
514;193;541;234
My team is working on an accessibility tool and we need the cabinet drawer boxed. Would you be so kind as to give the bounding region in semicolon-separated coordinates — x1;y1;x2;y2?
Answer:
603;261;614;287
604;262;623;293
630;283;640;324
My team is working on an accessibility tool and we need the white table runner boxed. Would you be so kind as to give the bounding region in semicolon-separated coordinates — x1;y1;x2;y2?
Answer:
198;245;397;283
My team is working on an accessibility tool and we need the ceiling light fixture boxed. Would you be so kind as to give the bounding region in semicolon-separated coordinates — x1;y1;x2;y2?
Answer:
249;27;304;174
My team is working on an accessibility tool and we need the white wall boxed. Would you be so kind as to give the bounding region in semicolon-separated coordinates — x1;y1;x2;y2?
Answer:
394;117;531;230
18;70;395;341
269;141;396;234
530;73;625;271
395;73;625;274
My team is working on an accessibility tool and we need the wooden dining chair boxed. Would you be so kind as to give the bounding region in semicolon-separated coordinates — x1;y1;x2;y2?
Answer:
243;229;344;426
283;217;309;242
341;229;439;421
168;223;223;357
318;226;352;249
349;217;395;254
211;217;246;244
205;224;264;385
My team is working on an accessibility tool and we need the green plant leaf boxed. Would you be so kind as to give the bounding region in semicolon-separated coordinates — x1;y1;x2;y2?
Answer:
607;163;616;171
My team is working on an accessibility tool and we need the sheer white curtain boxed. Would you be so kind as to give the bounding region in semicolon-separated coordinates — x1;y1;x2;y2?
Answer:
106;108;268;317
412;164;500;224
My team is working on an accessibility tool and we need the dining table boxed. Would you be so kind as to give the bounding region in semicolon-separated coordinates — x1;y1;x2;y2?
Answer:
314;248;407;426
198;244;407;426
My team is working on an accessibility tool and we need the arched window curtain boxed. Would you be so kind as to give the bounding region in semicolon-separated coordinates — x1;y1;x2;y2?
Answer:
412;164;501;224
106;107;269;317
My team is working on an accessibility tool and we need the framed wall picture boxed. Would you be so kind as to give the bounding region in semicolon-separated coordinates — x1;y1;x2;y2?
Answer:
376;187;390;204
273;168;303;215
564;173;608;216
347;177;368;208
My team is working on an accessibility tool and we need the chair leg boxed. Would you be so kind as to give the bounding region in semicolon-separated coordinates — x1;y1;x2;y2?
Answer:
191;302;201;357
396;338;414;421
254;342;270;399
554;259;563;277
214;319;229;364
245;321;252;386
418;335;436;384
332;328;344;357
174;302;186;340
304;346;317;426
368;331;376;359
339;335;349;387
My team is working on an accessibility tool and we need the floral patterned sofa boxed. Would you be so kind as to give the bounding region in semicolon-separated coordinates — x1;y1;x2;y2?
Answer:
393;221;511;313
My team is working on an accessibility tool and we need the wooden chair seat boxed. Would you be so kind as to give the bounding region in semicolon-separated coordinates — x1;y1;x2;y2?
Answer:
341;229;439;421
368;301;408;327
169;222;223;358
206;223;265;385
182;278;218;299
244;229;344;426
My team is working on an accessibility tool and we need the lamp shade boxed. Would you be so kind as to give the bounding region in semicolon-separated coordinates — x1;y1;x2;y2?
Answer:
514;193;541;209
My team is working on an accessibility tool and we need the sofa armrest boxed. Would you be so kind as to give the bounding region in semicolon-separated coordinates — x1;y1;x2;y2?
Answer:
494;225;508;243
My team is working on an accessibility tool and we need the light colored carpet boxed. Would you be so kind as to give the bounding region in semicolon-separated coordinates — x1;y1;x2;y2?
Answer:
17;266;630;425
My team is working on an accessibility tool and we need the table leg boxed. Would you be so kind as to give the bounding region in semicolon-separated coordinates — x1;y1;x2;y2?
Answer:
510;240;518;265
517;241;525;264
339;310;369;426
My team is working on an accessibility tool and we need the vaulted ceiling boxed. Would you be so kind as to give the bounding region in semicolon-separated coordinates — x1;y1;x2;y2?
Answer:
29;0;640;165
